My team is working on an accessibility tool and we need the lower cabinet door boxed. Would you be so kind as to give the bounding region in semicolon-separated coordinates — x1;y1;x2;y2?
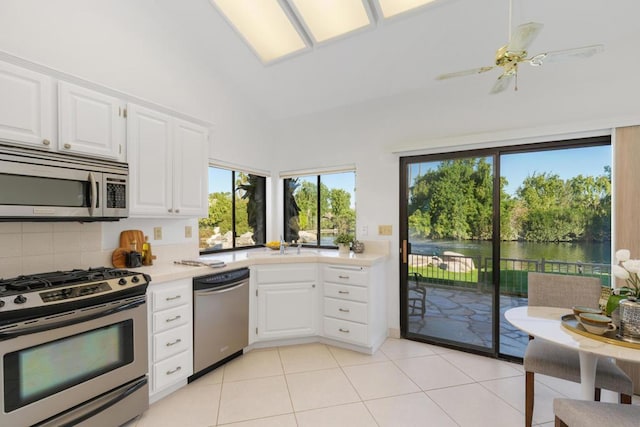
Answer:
323;317;368;345
153;351;191;391
257;283;317;340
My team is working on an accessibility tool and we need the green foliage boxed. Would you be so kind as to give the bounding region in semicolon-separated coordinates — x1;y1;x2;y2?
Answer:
408;159;611;243
334;233;354;244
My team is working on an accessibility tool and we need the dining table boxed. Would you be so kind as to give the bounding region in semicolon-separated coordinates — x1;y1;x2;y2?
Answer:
505;305;640;400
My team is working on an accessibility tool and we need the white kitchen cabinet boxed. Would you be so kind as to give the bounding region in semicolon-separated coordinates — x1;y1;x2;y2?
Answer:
147;278;193;401
127;103;208;218
322;264;386;350
0;61;54;149
58;81;125;160
253;264;318;341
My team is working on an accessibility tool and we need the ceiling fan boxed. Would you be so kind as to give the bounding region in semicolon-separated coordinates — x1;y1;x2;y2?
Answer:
436;3;604;94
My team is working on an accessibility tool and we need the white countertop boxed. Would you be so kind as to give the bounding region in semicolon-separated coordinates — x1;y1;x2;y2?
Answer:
137;247;388;285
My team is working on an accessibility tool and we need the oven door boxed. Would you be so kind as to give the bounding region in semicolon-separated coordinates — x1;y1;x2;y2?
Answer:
0;297;148;427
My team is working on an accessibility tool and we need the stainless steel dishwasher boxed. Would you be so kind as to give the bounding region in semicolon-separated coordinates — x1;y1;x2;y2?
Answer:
190;268;249;381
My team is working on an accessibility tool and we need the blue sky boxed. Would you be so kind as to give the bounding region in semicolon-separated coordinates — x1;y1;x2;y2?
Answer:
500;145;610;195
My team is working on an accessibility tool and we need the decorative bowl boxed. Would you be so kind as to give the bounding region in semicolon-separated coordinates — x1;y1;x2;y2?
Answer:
579;313;613;327
265;241;286;250
572;306;602;317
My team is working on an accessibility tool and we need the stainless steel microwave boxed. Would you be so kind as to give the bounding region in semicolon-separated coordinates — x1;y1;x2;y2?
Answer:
0;144;128;221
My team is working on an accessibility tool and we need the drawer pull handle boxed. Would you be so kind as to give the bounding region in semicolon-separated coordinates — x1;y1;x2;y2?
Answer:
338;290;350;294
339;308;350;313
166;295;181;301
166;366;182;375
166;315;182;323
166;338;182;347
338;275;350;279
339;328;350;333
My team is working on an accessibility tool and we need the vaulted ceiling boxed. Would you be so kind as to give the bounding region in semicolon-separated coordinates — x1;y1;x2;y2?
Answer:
147;0;638;124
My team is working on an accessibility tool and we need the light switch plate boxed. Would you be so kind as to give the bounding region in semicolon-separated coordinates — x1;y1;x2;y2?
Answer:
153;227;162;240
185;226;192;238
378;225;392;236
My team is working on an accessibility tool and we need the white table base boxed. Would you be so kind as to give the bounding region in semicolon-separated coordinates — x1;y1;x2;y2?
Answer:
578;351;597;400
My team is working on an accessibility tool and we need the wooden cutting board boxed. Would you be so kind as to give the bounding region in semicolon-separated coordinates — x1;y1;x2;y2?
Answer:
120;230;145;252
112;248;128;268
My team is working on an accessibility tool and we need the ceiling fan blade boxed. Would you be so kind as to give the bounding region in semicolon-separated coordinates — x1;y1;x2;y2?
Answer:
436;66;494;80
528;44;604;66
490;73;514;94
507;22;544;52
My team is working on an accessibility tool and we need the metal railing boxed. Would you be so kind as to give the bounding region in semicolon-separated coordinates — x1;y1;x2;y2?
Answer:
409;252;611;296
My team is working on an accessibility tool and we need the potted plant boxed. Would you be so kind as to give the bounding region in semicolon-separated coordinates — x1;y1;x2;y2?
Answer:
611;249;640;340
334;233;353;255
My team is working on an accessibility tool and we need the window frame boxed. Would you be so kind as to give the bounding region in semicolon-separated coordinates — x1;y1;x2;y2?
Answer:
283;170;356;249
199;165;267;254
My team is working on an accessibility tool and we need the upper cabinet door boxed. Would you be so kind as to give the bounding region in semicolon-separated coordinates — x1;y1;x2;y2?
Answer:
127;104;173;216
0;62;54;149
172;118;209;217
58;81;125;160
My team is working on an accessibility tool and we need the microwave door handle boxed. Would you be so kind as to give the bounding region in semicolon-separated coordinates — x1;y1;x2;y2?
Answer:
88;172;97;216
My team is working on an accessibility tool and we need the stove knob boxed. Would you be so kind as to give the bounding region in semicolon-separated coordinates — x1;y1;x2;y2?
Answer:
0;300;5;308
14;295;27;304
118;278;128;286
131;276;140;283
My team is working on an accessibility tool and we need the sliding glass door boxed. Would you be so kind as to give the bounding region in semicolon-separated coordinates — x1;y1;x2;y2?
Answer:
400;138;612;357
400;153;497;353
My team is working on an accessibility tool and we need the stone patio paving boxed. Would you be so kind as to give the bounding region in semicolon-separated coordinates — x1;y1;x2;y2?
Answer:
407;285;529;357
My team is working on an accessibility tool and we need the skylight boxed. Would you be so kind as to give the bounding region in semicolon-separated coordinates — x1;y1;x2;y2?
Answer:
210;0;442;64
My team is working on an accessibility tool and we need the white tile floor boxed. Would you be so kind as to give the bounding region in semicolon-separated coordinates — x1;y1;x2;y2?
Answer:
128;338;638;427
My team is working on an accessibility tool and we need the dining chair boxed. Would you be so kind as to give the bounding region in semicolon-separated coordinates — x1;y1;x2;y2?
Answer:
408;272;426;318
524;272;633;427
553;398;640;427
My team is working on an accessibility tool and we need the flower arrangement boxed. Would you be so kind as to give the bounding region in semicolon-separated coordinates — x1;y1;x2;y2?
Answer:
612;249;640;299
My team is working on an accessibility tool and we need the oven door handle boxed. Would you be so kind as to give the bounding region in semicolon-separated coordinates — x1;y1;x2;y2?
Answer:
88;172;98;216
0;297;145;340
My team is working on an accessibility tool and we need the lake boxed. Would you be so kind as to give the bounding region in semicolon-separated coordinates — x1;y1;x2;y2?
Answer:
410;240;611;265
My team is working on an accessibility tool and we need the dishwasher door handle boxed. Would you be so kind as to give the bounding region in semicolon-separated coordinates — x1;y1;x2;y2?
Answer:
195;281;247;296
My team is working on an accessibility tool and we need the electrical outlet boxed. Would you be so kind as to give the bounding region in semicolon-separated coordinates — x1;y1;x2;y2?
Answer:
185;226;192;238
378;225;392;236
153;227;162;240
359;225;368;236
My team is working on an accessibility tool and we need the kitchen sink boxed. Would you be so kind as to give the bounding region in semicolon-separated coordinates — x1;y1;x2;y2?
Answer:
246;249;317;258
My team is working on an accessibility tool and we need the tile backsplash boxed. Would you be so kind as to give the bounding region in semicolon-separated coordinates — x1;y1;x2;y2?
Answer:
0;221;197;278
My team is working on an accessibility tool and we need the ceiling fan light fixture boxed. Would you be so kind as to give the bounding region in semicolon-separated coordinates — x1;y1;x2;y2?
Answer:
377;0;439;18
211;0;308;63
289;0;373;43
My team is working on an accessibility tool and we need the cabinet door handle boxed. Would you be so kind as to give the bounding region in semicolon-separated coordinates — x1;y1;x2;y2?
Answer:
166;295;181;301
166;366;182;375
63;143;71;149
166;338;182;347
338;290;349;294
168;208;173;213
42;139;51;146
339;328;350;333
175;209;180;213
165;315;181;323
339;308;350;313
338;275;350;279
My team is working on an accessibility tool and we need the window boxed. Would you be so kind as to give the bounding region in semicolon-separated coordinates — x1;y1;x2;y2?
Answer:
199;166;266;252
283;171;356;247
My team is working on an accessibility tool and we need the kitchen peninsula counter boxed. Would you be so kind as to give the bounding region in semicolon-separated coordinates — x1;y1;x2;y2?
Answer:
138;245;389;285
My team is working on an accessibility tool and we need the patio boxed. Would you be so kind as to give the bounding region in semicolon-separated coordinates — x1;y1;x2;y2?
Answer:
407;285;529;356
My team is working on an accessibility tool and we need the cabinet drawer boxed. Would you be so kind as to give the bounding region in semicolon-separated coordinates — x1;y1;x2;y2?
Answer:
324;297;367;323
323;317;368;345
153;304;190;333
324;282;368;303
324;266;368;286
153;324;190;362
153;283;191;311
255;265;316;284
153;351;191;391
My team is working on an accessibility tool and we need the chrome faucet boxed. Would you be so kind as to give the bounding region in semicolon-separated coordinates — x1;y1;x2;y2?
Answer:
279;235;286;254
297;242;302;254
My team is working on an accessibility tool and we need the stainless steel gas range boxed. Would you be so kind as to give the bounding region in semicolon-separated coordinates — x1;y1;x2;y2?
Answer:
0;267;150;427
